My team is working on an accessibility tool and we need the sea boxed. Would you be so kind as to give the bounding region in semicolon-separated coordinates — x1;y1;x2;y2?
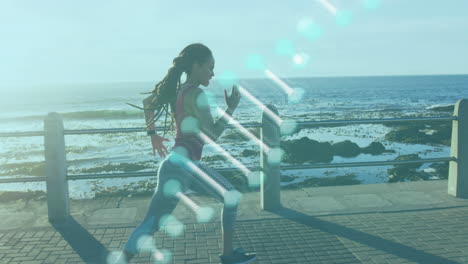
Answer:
1;74;467;198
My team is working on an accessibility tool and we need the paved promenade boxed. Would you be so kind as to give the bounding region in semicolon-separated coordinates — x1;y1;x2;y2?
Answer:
1;180;467;264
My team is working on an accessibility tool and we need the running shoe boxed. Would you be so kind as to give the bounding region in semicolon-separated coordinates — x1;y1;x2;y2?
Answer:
219;247;257;264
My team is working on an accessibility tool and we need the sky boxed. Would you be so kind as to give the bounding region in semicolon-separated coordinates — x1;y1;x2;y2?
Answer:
1;0;467;86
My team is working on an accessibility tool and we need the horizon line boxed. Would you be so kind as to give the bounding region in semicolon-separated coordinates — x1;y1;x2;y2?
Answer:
2;73;468;87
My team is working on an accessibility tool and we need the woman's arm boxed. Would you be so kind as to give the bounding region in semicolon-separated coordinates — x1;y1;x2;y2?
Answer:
143;94;170;157
198;102;234;142
190;86;240;142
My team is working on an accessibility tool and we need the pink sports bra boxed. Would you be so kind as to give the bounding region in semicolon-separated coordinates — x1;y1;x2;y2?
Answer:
173;83;204;160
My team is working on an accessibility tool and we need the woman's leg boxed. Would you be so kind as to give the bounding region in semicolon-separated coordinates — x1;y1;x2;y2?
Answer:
223;230;234;256
124;159;188;255
187;161;241;256
221;199;238;256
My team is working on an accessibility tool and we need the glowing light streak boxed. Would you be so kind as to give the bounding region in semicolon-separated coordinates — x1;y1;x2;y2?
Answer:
175;191;214;223
215;107;270;152
264;69;294;95
237;86;283;127
318;0;337;15
186;160;229;195
176;191;199;211
199;132;251;175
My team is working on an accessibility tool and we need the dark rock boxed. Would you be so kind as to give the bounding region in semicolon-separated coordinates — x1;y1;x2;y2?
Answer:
393;154;422;170
281;137;392;163
432;124;452;146
281;137;333;164
332;140;361;157
430;162;449;179
281;175;296;182
387;154;425;182
385;122;452;146
385;125;429;144
388;171;429;183
362;142;387;155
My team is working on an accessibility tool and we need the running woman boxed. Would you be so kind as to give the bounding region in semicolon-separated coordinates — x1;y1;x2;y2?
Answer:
120;43;257;264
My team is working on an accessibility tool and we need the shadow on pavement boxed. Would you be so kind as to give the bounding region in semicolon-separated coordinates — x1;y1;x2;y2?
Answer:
309;204;468;218
51;216;109;264
272;207;460;264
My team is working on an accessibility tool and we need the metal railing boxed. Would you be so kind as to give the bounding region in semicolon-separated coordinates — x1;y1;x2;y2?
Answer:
1;100;467;222
0;116;456;183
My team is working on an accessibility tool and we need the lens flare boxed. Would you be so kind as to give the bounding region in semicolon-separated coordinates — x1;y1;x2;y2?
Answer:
180;116;200;134
288;87;306;104
159;214;184;237
136;234;156;253
203;89;218;107
292;53;310;69
169;146;189;166
264;69;294;95
196;92;210;110
246;170;262;188
261;170;267;183
153;249;172;264
318;0;337;15
297;18;323;41
106;251;127;264
196;206;215;223
275;39;295;56
363;0;380;9
336;10;353;26
174;191;214;223
163;179;181;197
154;250;164;261
224;189;242;208
280;120;299;136
293;54;304;65
267;147;285;165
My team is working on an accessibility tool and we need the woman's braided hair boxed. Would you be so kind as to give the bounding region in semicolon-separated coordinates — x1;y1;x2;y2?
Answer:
127;43;212;136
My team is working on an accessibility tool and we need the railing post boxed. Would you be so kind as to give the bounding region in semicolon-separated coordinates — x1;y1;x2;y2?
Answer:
448;99;468;198
44;112;70;223
260;104;282;211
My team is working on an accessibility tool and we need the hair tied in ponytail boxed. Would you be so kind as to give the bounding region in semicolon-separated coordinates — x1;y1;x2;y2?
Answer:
173;56;188;74
126;43;213;136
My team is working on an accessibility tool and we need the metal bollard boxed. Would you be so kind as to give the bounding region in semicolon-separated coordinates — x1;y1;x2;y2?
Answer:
260;104;282;211
448;99;468;198
44;112;70;223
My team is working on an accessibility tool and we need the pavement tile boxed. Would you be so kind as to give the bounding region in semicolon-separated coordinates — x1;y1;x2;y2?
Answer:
2;181;468;263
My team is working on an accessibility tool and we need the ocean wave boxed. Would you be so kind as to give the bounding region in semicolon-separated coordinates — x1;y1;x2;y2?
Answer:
426;104;454;111
373;108;405;112
2;110;145;121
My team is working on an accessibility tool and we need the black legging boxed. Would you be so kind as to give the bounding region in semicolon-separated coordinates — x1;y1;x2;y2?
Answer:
124;153;240;255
